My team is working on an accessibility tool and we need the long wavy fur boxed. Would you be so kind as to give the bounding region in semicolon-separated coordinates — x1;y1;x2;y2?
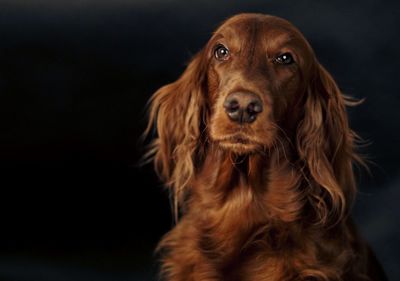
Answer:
144;51;208;221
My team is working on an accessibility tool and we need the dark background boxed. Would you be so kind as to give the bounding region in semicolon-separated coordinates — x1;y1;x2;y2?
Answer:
0;0;399;280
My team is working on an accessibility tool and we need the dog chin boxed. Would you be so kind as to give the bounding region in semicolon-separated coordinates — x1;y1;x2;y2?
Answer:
218;140;261;155
211;133;268;154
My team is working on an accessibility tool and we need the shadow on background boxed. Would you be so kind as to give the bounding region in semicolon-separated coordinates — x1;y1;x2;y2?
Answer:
0;0;399;280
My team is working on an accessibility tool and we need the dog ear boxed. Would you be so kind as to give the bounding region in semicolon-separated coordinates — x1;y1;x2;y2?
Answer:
144;51;208;220
296;63;364;225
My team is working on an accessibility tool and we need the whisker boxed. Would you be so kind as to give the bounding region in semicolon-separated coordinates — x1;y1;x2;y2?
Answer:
276;135;289;164
271;139;279;166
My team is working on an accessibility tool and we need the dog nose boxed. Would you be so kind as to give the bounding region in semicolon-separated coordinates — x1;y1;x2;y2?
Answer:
223;92;263;123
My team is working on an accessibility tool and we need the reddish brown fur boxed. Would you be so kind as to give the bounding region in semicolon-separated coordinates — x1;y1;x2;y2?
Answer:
144;13;386;281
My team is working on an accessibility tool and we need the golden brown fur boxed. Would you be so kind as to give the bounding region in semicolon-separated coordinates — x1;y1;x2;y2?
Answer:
144;13;386;281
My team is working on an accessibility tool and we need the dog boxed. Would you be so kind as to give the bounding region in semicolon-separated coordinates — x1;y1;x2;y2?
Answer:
144;13;387;281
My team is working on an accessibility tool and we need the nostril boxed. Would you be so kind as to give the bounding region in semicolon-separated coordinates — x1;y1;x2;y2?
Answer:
247;101;263;114
223;99;240;113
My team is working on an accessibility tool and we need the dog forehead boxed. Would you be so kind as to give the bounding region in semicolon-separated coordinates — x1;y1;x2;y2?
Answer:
218;14;298;34
213;14;305;48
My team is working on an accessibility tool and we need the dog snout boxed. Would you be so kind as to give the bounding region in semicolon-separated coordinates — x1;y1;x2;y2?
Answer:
223;92;263;123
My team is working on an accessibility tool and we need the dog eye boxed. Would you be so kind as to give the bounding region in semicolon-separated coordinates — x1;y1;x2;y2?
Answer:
274;53;294;65
214;44;230;61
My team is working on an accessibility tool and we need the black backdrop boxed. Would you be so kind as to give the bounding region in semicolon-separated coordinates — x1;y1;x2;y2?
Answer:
0;1;399;280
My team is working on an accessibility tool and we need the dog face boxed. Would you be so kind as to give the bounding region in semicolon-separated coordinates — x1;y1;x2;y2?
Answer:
205;14;315;154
